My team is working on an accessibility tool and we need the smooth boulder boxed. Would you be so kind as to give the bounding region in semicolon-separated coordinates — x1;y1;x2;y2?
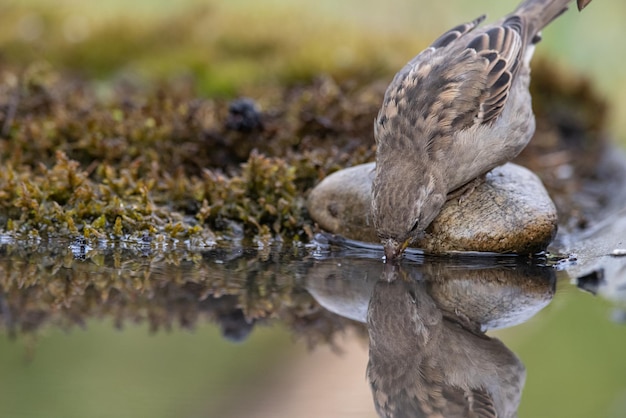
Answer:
307;162;557;254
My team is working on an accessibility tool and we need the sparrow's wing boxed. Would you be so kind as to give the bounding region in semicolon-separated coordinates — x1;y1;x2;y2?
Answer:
464;16;525;125
430;14;487;49
382;15;486;89
375;16;526;154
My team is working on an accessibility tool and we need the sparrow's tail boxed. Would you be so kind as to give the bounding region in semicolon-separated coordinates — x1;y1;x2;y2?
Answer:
513;0;592;39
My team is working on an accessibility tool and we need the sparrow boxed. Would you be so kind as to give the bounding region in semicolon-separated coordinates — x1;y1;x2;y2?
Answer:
371;0;593;260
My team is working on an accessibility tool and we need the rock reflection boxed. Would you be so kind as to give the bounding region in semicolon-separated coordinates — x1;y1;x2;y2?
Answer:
305;256;555;417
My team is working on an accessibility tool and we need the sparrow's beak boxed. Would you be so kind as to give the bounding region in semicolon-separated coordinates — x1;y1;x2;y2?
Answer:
383;238;410;261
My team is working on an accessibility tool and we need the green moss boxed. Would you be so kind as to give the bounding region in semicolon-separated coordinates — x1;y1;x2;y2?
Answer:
0;59;384;245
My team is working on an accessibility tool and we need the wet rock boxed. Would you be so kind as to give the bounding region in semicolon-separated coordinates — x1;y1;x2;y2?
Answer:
307;162;557;254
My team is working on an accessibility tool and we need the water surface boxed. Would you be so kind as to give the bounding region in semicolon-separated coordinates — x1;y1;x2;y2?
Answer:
1;236;625;418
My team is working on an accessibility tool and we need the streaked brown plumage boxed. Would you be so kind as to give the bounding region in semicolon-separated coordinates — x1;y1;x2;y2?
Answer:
372;0;593;260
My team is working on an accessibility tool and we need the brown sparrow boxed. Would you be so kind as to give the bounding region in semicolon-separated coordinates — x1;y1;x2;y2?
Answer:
372;0;592;260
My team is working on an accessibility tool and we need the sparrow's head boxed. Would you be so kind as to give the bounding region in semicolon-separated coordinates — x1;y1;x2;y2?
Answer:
371;163;445;260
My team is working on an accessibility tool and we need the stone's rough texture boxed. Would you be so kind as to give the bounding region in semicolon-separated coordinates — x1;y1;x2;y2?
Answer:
424;163;558;253
307;162;558;254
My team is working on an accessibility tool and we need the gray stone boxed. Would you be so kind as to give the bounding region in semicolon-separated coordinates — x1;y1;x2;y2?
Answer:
307;162;557;254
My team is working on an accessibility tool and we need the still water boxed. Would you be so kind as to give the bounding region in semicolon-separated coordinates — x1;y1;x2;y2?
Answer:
1;234;626;418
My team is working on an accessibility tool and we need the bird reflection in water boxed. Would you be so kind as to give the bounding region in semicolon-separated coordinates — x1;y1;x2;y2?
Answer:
305;256;555;418
368;264;526;418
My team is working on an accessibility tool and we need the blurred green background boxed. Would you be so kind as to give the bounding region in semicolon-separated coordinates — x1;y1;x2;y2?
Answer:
0;323;296;418
1;0;625;137
1;1;626;417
